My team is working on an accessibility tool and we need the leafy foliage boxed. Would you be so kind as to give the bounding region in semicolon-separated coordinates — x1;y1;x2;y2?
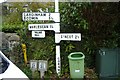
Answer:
2;2;54;32
60;2;120;68
2;2;120;79
60;2;90;31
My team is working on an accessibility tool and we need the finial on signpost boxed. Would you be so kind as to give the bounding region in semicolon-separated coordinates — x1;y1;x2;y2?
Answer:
55;0;59;12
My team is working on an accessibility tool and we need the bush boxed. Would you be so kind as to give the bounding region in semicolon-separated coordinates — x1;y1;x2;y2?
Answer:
2;23;24;33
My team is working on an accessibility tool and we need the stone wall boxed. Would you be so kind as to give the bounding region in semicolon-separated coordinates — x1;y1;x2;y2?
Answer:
0;32;20;52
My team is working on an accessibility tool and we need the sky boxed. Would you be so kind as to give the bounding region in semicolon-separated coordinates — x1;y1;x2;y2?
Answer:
0;0;6;3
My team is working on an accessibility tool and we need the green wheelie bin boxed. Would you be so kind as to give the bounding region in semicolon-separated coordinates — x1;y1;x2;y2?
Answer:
68;52;85;79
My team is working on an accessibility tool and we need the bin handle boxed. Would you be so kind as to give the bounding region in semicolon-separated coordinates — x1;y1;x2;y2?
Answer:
99;50;106;56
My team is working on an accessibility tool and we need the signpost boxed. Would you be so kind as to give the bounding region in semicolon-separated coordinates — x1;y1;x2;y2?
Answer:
55;33;81;43
32;31;45;38
55;0;61;76
22;12;60;22
29;23;60;32
38;60;47;78
22;0;81;77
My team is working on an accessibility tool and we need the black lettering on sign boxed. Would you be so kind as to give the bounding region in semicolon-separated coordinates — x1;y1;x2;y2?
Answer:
25;17;29;20
58;69;60;71
35;32;38;33
36;13;41;16
61;35;63;38
26;13;28;16
75;35;79;39
38;25;40;28
32;64;35;68
24;13;47;17
39;32;42;33
25;17;38;20
43;13;46;16
34;17;38;19
71;35;74;39
64;35;67;38
57;57;60;62
39;63;42;69
31;63;36;69
35;34;39;36
24;17;26;20
50;25;53;28
46;25;48;28
36;13;46;16
65;35;73;39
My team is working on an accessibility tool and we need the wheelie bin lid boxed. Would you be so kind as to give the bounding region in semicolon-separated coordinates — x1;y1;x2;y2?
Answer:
68;52;85;60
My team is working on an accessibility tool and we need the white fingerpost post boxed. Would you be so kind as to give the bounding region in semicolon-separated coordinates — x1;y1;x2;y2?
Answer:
55;0;61;76
56;45;61;75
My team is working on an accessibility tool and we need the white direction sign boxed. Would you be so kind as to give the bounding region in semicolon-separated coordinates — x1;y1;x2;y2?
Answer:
38;60;47;71
29;23;60;32
22;12;60;22
32;31;45;38
55;33;81;43
30;60;38;71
